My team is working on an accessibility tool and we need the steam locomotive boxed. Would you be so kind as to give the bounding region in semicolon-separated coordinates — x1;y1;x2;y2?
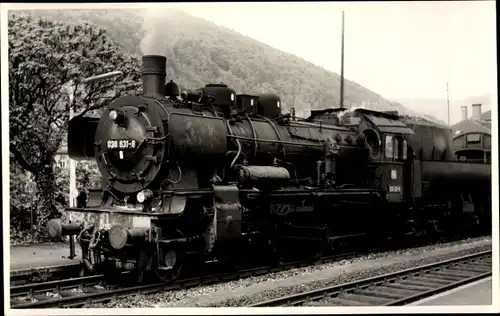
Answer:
47;55;491;282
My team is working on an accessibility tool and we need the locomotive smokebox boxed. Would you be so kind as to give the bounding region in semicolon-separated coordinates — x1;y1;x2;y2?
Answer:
142;55;167;98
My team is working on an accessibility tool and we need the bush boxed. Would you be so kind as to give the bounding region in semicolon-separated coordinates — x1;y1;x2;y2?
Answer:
10;159;102;245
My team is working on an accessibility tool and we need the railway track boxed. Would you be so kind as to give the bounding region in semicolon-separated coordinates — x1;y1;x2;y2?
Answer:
10;271;134;298
9;233;489;308
249;250;492;307
10;263;84;286
10;252;361;309
10;233;485;286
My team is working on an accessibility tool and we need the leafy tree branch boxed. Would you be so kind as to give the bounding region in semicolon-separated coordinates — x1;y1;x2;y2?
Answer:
9;13;141;171
9;13;142;238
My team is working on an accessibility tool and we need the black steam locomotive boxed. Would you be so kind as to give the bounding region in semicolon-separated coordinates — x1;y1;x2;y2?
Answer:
47;55;491;282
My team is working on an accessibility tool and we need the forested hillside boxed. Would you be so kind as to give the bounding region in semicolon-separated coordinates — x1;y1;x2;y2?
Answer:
16;8;422;118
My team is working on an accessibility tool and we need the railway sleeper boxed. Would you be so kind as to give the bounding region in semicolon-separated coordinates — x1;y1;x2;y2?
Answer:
11;298;28;306
321;296;368;306
81;286;105;294
59;291;81;297
372;285;421;296
339;292;391;304
383;282;435;292
423;272;464;282
431;269;479;278
452;266;490;273
32;294;53;301
299;300;327;307
410;275;451;285
398;278;442;288
356;288;405;300
469;258;492;265
461;262;491;270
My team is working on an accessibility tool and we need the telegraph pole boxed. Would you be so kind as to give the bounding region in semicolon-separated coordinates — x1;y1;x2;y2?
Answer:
446;82;451;126
339;10;345;109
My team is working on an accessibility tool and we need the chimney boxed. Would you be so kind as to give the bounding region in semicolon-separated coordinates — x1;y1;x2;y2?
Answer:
461;106;468;121
142;55;166;98
472;103;482;120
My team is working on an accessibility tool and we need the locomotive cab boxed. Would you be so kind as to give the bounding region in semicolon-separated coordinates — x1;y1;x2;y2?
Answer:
381;133;410;202
352;109;414;203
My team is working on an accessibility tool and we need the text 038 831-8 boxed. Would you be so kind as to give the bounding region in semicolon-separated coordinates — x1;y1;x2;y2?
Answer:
106;139;137;150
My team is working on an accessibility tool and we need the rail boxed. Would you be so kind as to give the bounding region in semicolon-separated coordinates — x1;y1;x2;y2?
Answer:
249;251;491;306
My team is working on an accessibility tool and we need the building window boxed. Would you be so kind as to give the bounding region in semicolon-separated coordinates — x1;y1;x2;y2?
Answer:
484;135;491;148
57;158;67;169
453;136;465;148
466;133;481;144
385;135;394;159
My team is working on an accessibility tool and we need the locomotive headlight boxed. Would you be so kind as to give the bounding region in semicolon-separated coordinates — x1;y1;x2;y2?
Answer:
137;189;153;204
109;110;125;125
109;110;118;121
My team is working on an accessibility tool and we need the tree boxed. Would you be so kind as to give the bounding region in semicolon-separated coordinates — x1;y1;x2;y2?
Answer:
8;13;142;231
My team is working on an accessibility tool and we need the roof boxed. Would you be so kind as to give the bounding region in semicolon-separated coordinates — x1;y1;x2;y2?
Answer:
401;115;450;129
480;110;491;121
451;118;491;138
56;145;68;155
360;113;415;135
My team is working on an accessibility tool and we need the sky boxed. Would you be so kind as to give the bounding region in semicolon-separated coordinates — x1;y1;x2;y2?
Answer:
2;1;497;122
158;1;496;102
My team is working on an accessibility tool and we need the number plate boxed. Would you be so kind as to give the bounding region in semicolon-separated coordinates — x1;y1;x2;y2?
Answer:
388;185;401;193
106;139;137;150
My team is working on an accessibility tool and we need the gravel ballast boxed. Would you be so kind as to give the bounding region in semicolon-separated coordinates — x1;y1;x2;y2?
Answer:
86;236;491;308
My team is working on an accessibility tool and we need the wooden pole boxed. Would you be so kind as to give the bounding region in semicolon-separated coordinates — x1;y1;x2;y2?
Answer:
340;10;345;109
446;82;451;126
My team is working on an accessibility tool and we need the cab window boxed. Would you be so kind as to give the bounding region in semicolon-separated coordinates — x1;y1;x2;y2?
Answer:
402;139;408;159
385;135;407;160
385;135;393;159
394;137;400;159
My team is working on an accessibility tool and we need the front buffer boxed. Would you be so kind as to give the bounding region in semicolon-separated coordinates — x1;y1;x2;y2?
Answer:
47;207;201;283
